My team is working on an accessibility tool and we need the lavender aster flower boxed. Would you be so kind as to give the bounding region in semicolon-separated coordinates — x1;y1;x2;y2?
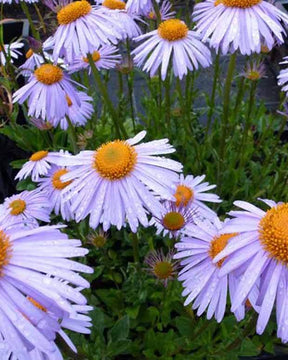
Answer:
213;199;288;342
132;19;211;80
69;45;121;74
59;131;182;232
193;0;288;55
12;64;81;121
126;0;159;15
0;190;51;228
278;57;288;97
175;217;248;322
145;0;176;21
52;0;121;63
0;40;23;66
0;222;92;356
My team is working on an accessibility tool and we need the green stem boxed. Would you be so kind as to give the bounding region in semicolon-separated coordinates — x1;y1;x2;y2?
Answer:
218;52;237;185
233;76;245;118
20;2;40;40
151;0;161;24
127;73;136;132
206;53;220;137
33;3;46;34
66;116;78;154
117;71;124;118
87;54;127;138
131;233;139;263
164;73;171;130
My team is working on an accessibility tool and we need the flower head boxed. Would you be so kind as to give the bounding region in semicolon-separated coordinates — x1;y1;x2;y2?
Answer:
0;40;23;66
13;64;81;121
0;190;51;228
57;131;182;232
193;0;288;55
242;62;266;81
145;249;179;286
132;19;211;80
213;199;288;342
145;0;176;21
126;0;160;15
278;56;288;97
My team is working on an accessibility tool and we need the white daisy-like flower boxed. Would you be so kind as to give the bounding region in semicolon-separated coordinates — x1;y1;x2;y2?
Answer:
150;200;197;238
49;91;93;130
15;150;71;182
175;217;256;322
69;45;121;74
52;0;121;63
0;190;51;228
132;18;212;80
145;0;176;21
169;174;222;220
278;56;288;97
13;63;81;121
0;40;24;66
213;199;288;342
96;0;142;40
0;222;92;356
36;165;75;221
59;131;182;232
0;0;38;3
126;0;159;15
192;0;288;55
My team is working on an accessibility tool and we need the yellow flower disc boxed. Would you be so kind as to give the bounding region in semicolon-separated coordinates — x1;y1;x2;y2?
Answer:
154;261;174;280
34;64;63;85
29;150;49;162
52;169;72;190
162;211;185;231
174;185;194;207
209;233;238;267
83;51;101;63
93;140;137;180
0;230;12;276
102;0;126;10
158;19;188;41
57;0;92;25
215;0;261;7
26;48;34;59
9;199;26;216
259;203;288;264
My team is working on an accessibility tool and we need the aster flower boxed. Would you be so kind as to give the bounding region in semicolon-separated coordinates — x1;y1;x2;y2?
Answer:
59;131;182;232
0;223;92;356
192;0;288;55
213;199;288;342
145;0;176;21
49;92;93;130
132;19;212;80
0;190;51;228
145;249;179;286
87;228;108;248
150;201;197;238
0;40;23;66
69;45;121;74
174;217;249;322
36;165;74;221
15;150;71;182
96;0;142;40
126;0;159;15
169;174;221;220
51;0;121;63
278;57;288;97
12;64;81;121
30;118;54;130
242;61;266;81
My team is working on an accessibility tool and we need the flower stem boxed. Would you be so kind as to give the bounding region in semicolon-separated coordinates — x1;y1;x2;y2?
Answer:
66;116;79;154
20;2;40;40
206;53;220;137
87;54;127;138
164;73;171;131
131;233;139;263
33;3;46;34
151;0;161;24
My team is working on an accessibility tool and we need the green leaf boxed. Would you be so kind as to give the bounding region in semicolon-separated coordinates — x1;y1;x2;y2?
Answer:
108;315;130;343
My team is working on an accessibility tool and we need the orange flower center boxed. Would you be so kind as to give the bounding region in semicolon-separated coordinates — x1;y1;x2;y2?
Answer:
259;203;288;264
162;211;185;231
30;150;49;162
34;64;63;85
9;199;26;216
214;0;261;7
154;261;173;280
209;233;238;268
52;169;72;190
57;0;92;25
0;230;12;276
158;19;188;41
102;0;126;10
93;140;137;180
83;51;101;63
174;185;194;207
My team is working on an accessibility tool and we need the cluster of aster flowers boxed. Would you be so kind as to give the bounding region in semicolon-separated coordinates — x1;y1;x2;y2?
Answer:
3;0;288;356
